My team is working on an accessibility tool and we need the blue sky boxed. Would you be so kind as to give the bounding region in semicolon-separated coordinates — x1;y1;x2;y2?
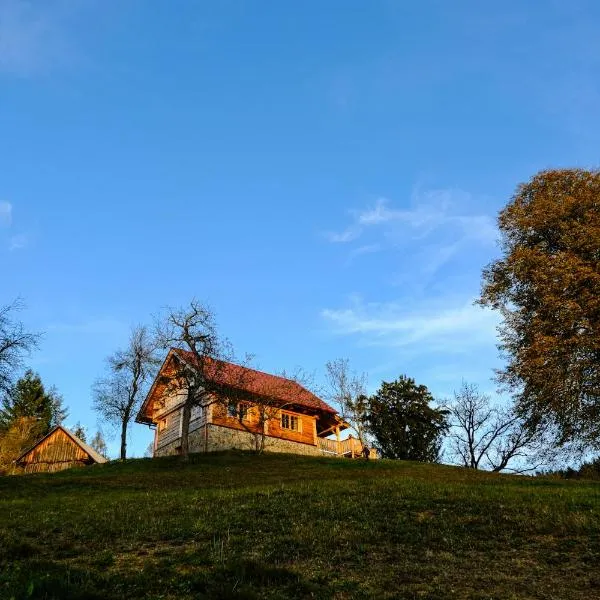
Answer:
2;0;600;457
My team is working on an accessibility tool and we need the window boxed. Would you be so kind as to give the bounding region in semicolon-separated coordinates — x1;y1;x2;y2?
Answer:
191;404;204;421
238;402;250;421
281;413;299;431
227;402;250;421
158;418;168;432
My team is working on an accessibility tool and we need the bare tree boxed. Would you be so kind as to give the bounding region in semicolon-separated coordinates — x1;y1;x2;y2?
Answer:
224;379;285;454
446;381;548;473
93;326;159;460
90;430;108;459
155;300;233;459
325;358;369;445
224;366;320;454
0;299;40;395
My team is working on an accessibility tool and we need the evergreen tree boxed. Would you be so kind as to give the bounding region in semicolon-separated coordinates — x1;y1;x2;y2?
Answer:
0;370;66;435
365;376;448;461
72;422;87;443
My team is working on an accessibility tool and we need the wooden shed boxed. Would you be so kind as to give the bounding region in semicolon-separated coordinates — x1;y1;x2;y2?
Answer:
15;425;107;474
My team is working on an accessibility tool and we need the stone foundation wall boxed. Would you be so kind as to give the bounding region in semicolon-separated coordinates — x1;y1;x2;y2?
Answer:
154;425;208;457
154;424;324;457
205;424;323;456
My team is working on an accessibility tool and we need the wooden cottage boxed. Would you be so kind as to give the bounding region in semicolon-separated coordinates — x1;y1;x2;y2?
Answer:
136;348;374;458
16;425;107;474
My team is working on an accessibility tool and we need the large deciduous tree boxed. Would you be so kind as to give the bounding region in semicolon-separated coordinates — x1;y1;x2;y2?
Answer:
0;299;39;395
93;326;159;460
155;300;233;459
365;376;448;461
479;169;600;449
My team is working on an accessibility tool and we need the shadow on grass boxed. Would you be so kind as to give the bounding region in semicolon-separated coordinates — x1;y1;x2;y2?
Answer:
1;557;338;600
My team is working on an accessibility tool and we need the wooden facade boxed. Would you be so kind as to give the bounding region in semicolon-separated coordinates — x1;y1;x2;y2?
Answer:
210;401;318;447
16;426;107;474
136;349;373;458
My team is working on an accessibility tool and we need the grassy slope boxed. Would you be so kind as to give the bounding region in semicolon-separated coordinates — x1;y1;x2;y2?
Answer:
0;453;599;600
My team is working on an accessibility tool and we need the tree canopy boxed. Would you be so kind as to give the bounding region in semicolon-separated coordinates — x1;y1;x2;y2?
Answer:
479;169;600;448
0;370;66;435
155;300;233;458
93;326;159;460
0;300;39;395
365;376;448;461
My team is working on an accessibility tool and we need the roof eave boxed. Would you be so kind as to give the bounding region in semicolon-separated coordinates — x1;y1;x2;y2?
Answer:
135;349;179;425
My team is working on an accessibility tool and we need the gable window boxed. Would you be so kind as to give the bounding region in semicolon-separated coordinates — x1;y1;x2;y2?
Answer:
227;403;238;418
158;418;168;432
281;413;299;431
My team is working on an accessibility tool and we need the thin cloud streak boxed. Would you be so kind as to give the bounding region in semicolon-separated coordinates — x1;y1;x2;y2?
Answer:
0;201;11;226
321;298;499;352
326;188;498;249
9;233;28;251
324;226;361;243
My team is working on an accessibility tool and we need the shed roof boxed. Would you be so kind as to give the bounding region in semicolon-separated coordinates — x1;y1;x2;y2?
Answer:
16;425;108;465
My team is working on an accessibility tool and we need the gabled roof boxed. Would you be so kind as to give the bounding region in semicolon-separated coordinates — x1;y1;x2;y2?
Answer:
16;425;108;465
136;348;337;424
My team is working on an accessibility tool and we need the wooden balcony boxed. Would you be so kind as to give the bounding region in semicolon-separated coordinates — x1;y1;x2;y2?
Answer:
317;435;376;458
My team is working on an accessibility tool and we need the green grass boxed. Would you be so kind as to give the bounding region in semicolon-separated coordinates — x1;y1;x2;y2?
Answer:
0;452;599;600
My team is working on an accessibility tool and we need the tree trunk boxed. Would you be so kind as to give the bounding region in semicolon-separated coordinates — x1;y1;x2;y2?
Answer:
120;419;128;461
180;401;192;459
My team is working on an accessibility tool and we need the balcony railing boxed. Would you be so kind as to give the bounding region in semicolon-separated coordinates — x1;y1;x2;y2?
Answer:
317;435;375;458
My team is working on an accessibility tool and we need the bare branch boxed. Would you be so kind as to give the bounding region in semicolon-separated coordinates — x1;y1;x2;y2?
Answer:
325;358;369;445
445;381;549;472
0;299;40;395
154;300;233;458
92;325;159;460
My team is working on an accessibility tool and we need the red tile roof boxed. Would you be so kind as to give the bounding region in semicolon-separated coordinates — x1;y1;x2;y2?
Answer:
173;348;336;414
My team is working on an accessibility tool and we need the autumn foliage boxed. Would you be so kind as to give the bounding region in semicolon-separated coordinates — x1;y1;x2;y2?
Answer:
480;169;600;448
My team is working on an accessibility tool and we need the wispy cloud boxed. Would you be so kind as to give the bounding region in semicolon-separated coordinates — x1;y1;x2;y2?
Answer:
0;201;11;226
0;201;31;251
324;226;361;243
349;243;381;258
333;190;497;246
322;297;499;353
324;187;498;277
355;198;401;226
9;232;28;251
0;0;83;76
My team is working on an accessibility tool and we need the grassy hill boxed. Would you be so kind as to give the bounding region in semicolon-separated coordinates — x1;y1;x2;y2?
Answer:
0;453;598;600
